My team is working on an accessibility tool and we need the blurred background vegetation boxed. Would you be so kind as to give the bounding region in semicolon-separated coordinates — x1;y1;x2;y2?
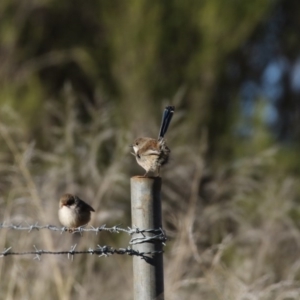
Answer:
1;0;300;299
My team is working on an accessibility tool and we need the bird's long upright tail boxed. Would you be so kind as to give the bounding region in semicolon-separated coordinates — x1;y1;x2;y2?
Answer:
158;106;175;139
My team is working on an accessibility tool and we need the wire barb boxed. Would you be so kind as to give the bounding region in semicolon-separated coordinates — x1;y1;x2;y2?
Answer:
0;247;12;257
68;244;77;261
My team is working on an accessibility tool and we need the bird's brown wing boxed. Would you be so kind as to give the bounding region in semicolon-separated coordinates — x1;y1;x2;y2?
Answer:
75;196;95;212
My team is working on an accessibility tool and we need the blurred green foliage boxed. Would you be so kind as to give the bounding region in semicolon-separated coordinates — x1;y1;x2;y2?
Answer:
0;0;274;144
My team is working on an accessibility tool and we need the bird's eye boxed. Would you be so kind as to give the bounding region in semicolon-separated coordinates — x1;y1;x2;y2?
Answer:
135;142;139;145
67;199;75;206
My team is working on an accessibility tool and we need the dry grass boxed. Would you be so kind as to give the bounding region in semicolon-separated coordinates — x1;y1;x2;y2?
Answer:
1;98;300;300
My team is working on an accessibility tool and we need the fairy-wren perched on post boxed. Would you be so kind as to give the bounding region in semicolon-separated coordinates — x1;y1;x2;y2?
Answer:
131;106;175;177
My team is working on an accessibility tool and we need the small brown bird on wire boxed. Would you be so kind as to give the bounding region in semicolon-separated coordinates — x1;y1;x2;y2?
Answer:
131;106;175;177
58;193;95;229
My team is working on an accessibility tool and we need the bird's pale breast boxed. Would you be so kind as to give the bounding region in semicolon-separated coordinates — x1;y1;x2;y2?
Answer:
59;206;78;227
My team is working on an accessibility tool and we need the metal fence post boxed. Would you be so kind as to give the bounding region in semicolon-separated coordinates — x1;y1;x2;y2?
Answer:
131;176;164;300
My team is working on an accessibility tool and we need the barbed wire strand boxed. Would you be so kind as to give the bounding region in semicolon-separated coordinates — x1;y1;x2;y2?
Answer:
0;222;167;245
0;244;163;260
